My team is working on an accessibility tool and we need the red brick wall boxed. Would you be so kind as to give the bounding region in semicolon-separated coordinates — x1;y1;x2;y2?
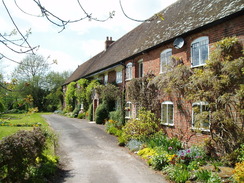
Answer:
108;70;116;83
124;15;244;145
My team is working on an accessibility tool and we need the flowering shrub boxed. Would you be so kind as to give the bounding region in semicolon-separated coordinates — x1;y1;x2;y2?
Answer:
137;148;157;165
0;121;42;127
122;110;159;141
126;139;143;152
177;146;206;165
233;161;244;183
145;131;182;153
151;151;169;170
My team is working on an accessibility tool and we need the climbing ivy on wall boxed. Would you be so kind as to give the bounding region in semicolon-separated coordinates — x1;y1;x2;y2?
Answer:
75;78;89;111
85;80;100;104
64;82;76;112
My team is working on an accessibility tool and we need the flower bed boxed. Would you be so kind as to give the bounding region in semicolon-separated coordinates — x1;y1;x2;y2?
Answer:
0;121;42;127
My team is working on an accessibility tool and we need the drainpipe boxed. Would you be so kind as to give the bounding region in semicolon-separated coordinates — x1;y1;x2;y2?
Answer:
120;62;126;125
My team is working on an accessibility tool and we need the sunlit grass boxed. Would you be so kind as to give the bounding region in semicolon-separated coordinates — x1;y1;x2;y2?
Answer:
0;112;51;140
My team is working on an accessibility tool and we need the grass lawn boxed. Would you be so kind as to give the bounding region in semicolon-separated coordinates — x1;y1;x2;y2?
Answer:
0;112;50;140
0;112;58;182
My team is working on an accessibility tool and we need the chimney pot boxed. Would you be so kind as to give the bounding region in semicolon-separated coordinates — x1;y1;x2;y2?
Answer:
105;36;114;50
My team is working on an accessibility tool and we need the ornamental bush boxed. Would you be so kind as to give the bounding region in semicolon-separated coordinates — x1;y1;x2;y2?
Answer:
0;128;46;182
233;161;244;183
122;109;159;141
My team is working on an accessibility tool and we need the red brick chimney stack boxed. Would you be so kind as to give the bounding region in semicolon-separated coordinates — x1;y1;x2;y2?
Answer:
105;36;114;50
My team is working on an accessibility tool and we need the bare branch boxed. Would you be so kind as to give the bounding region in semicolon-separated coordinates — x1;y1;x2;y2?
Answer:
2;0;35;54
119;0;163;22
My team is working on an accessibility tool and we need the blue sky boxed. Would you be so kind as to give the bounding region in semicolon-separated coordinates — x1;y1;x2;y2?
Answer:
0;0;177;79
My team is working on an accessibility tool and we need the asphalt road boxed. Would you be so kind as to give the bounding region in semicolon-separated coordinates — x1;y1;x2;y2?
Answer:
43;114;168;183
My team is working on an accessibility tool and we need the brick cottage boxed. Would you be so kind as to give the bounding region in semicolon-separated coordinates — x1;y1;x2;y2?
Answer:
63;0;244;145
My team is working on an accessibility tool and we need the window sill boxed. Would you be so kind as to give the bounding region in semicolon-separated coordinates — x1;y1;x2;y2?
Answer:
161;123;174;127
191;127;210;133
191;63;206;68
125;78;132;81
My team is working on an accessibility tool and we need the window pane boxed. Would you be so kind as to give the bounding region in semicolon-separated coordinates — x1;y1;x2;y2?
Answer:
192;42;199;66
161;49;172;72
192;103;210;129
161;104;167;123
161;53;166;67
139;62;143;77
200;40;208;64
126;63;132;80
116;71;122;83
166;51;172;65
168;104;174;124
192;104;200;127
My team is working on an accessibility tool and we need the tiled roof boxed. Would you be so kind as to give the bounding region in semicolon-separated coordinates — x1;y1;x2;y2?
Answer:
64;0;244;85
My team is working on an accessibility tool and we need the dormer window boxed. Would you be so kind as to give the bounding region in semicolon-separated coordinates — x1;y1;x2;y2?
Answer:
191;36;209;67
160;49;172;73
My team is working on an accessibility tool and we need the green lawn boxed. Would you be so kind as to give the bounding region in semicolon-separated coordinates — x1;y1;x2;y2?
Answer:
0;113;50;140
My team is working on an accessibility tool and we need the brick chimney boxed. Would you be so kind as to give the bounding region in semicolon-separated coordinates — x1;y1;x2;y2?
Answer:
105;36;114;50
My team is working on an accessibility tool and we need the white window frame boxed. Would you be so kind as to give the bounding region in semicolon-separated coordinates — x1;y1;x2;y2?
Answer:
80;103;84;110
116;70;122;84
104;73;108;85
192;101;210;131
191;36;209;67
126;62;132;81
160;48;172;73
138;59;143;78
161;101;174;126
125;101;132;119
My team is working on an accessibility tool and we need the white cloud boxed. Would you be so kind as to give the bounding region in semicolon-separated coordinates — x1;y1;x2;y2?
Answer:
36;48;80;73
80;39;105;60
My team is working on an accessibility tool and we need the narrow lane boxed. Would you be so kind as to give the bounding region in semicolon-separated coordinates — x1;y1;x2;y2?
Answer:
43;114;168;183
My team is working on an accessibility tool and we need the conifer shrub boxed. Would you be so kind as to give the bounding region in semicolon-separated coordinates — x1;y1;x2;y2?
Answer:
95;103;109;124
87;103;93;121
109;110;123;128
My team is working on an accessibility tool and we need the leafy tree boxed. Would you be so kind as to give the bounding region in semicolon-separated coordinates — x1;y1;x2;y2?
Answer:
11;54;50;111
45;71;71;111
13;54;49;84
